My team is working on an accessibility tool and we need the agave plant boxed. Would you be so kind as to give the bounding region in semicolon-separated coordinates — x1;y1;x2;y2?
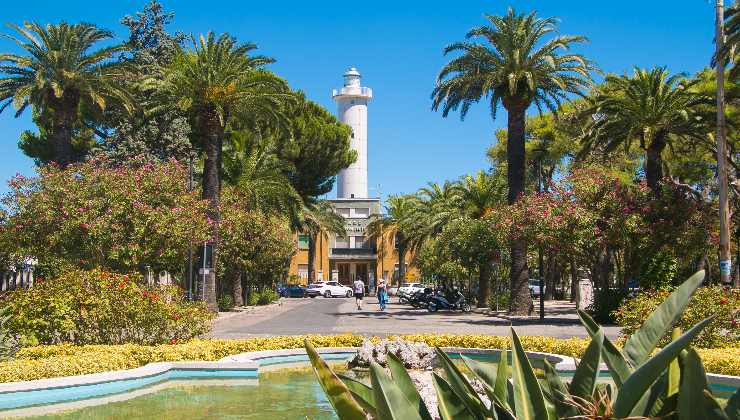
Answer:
306;270;740;419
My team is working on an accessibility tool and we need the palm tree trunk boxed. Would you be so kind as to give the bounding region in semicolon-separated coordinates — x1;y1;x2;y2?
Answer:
570;259;578;302
307;235;316;283
505;101;531;315
398;244;407;286
477;260;492;308
201;109;223;312
645;135;666;194
49;92;80;167
233;270;244;307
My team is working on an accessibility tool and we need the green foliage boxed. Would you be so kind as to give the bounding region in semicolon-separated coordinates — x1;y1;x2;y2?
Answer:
274;94;355;199
219;186;295;289
640;251;679;289
245;289;280;306
1;269;213;345
0;307;19;360
308;271;728;419
431;8;594;120
0;21;132;166
614;286;740;348
589;288;629;324
257;289;280;305
579;67;710;192
92;1;193;164
217;295;235;312
0;160;210;277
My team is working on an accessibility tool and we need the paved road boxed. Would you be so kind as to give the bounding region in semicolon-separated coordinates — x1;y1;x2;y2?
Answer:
209;296;621;339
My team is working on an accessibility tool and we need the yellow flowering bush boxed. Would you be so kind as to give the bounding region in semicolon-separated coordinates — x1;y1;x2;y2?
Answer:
1;334;737;383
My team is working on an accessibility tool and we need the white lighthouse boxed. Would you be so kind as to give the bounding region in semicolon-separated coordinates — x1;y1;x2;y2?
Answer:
332;67;372;199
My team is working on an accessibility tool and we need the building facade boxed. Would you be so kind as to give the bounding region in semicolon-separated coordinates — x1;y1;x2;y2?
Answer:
288;68;416;288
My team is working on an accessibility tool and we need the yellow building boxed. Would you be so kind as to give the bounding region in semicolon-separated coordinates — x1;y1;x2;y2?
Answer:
288;197;417;288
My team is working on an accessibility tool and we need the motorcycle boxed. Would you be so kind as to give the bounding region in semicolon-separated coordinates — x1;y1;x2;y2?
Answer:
427;287;471;312
409;288;434;308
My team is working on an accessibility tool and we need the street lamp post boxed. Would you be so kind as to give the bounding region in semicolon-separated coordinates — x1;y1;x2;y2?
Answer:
715;0;733;284
537;155;545;320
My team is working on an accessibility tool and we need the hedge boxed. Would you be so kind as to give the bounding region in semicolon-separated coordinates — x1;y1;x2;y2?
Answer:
2;334;738;383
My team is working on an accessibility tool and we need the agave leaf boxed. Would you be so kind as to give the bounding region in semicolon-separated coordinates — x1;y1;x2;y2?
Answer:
642;372;671;417
510;328;550;420
461;355;500;419
569;328;603;399
386;352;433;420
668;328;681;398
461;355;498;396
724;387;740;420
304;340;366;420
370;362;425;420
338;374;377;417
578;309;633;387
623;271;705;366
704;389;730;420
612;317;713;418
678;347;728;420
494;350;511;411
542;361;578;418
432;372;478;420
434;348;489;417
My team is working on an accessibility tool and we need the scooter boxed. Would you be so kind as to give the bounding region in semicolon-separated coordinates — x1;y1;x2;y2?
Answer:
427;288;471;312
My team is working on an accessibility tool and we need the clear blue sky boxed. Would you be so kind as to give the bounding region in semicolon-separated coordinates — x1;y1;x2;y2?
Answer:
0;0;717;201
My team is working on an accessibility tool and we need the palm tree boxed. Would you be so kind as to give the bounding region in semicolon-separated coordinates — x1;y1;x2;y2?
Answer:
453;171;506;306
580;67;710;193
366;195;417;285
160;32;292;309
222;130;302;221
408;181;461;247
721;1;739;80
301;200;346;284
0;22;131;166
432;8;594;314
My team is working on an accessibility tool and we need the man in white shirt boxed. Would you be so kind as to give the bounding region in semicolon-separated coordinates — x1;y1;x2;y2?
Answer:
353;277;365;310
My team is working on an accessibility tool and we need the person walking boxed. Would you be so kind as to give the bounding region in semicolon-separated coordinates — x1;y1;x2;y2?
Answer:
353;277;365;310
377;279;388;311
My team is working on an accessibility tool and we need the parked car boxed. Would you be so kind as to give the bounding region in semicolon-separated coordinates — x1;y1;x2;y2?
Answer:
529;279;546;297
398;282;425;301
281;284;307;298
386;285;399;297
306;281;354;298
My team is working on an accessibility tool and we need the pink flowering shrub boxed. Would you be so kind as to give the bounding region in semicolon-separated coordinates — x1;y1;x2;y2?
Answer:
3;269;214;345
1;159;210;275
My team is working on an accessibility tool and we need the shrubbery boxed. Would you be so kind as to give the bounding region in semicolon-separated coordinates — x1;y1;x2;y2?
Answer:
613;286;740;348
588;288;629;324
1;333;737;383
0;160;210;277
2;270;214;345
246;288;280;306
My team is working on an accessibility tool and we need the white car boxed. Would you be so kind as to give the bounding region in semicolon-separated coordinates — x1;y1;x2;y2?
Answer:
529;279;546;297
306;281;354;298
398;282;425;298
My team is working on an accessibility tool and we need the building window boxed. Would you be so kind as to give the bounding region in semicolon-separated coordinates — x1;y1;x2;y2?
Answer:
336;208;350;217
353;236;365;249
297;234;309;249
352;208;369;218
335;236;349;248
298;264;308;279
